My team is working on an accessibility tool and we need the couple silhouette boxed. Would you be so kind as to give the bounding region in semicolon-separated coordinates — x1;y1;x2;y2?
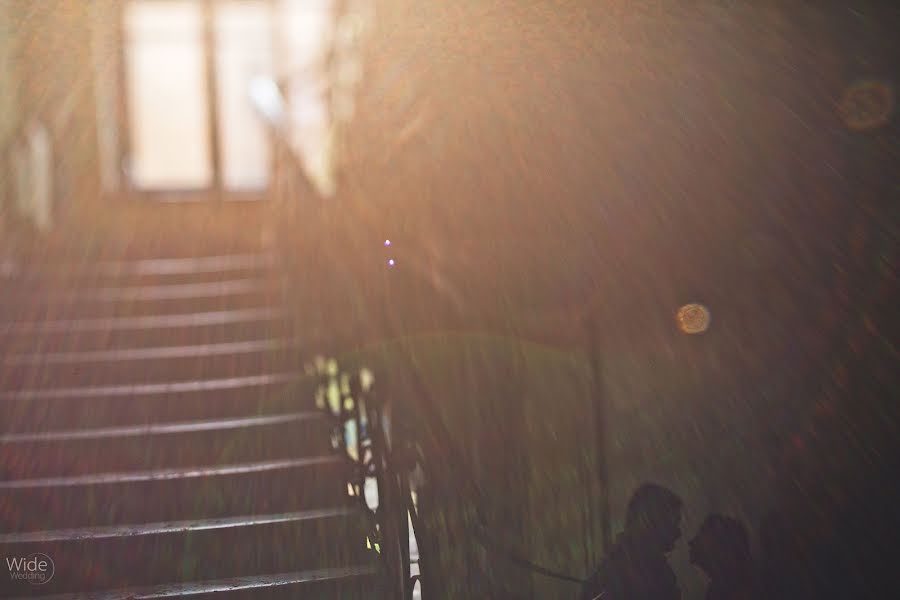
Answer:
581;483;755;600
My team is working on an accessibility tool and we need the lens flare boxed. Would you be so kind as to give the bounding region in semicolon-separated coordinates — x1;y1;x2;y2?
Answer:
676;303;711;334
839;80;894;131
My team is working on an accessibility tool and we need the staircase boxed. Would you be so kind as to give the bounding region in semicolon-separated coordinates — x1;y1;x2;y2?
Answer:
0;251;381;598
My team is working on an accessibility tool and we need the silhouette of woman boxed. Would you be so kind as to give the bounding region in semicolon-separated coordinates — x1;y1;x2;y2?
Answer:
689;514;757;600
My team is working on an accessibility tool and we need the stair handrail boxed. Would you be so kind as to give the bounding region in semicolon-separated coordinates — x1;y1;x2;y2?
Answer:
313;361;423;600
248;74;323;206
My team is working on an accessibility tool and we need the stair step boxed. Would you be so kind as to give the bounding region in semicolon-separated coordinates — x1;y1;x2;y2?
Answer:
2;566;380;600
3;279;271;302
0;510;376;596
1;269;277;295
88;254;276;277
0;507;356;544
0;372;304;401
2;456;353;530
0;308;292;353
0;411;325;444
0;411;333;478
1;456;341;490
2;254;276;286
0;340;304;388
1;379;317;433
3;339;297;366
0;279;281;320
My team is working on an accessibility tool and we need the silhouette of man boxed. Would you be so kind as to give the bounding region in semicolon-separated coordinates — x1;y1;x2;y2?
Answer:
689;514;756;600
581;483;683;600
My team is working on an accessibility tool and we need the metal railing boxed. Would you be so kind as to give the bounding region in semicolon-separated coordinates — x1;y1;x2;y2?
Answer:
309;355;593;599
313;360;424;600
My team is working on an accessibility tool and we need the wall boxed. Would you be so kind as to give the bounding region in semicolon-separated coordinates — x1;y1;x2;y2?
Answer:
0;1;19;147
1;0;102;236
0;1;20;235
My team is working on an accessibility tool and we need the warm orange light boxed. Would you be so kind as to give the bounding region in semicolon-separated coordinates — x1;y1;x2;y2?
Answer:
677;303;711;334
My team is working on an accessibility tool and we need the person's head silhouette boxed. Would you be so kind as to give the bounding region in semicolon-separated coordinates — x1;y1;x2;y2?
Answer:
624;483;684;553
689;514;752;581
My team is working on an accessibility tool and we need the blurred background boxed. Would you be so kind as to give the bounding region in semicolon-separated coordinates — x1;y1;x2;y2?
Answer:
1;1;898;599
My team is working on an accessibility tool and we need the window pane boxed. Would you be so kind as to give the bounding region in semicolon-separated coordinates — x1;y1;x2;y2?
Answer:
280;0;333;191
125;1;212;189
215;2;273;190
